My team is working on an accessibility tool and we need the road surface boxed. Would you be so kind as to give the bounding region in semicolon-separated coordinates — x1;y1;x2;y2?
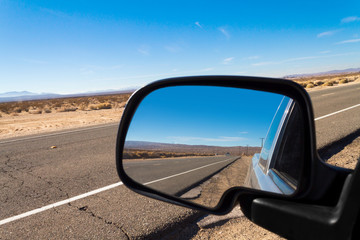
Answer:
309;83;360;148
124;156;238;195
0;83;359;239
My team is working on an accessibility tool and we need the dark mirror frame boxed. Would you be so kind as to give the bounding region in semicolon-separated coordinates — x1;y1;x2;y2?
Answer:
116;75;318;215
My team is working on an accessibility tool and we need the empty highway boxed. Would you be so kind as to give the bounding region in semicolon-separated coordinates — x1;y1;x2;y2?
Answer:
1;82;359;239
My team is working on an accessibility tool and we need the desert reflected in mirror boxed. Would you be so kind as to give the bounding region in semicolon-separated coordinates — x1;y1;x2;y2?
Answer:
122;86;302;208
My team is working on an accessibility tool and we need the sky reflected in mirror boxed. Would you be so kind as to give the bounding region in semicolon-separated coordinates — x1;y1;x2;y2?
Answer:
126;86;284;147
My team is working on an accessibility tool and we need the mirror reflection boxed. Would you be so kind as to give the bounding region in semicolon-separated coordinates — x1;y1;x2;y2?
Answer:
122;86;303;208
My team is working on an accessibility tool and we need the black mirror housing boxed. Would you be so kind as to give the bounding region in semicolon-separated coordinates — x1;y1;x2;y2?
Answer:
116;75;320;214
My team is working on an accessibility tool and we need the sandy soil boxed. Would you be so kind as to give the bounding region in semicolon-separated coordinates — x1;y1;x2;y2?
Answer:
184;156;251;208
292;73;360;92
186;156;283;240
0;108;124;140
304;77;360;92
192;217;283;240
326;136;360;169
190;136;360;240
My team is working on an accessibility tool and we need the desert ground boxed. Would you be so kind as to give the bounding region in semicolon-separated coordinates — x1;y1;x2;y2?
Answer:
0;93;130;140
1;73;359;141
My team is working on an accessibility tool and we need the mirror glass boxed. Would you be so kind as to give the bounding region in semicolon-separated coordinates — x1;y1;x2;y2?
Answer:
122;86;304;208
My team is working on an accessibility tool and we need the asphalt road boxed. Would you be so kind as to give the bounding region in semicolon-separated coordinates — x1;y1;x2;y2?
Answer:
0;124;199;239
124;156;238;195
1;82;359;239
309;83;360;148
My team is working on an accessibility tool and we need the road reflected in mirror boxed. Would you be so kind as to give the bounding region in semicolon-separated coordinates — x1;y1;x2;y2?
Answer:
122;86;304;208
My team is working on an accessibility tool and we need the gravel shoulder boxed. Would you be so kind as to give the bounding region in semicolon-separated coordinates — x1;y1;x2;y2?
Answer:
184;135;360;240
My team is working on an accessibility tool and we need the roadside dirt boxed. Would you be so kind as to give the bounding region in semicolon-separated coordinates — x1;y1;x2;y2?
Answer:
0;108;124;140
326;136;360;169
1;72;358;141
186;156;251;208
292;72;360;92
172;156;284;239
187;135;360;240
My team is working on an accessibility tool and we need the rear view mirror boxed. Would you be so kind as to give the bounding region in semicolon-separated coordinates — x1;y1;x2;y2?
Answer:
117;77;307;209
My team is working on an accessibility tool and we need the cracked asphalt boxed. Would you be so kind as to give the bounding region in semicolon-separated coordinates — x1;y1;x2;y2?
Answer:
1;82;359;239
0;125;201;239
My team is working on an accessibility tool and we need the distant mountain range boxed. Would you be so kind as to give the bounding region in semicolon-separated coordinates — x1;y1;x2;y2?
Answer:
2;67;359;102
0;89;137;103
283;67;360;78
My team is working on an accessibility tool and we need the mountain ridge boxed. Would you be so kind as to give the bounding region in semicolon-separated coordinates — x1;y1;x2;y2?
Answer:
284;67;360;78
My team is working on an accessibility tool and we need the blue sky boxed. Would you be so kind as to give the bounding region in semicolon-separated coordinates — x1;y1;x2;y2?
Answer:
1;0;360;94
126;86;284;146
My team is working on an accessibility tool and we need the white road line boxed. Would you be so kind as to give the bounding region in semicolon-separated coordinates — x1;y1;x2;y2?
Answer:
0;123;119;144
144;158;234;185
0;182;123;226
320;93;334;97
315;103;360;121
0;157;235;226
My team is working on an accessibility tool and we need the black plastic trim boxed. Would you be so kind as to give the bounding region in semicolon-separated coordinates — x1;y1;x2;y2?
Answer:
115;75;319;214
252;158;360;239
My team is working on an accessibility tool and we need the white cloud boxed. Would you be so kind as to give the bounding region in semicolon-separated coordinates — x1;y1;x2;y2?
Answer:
222;57;234;64
341;16;360;23
22;58;48;64
40;8;69;18
79;64;123;75
138;45;150;55
165;44;182;53
317;30;340;38
319;50;331;54
218;27;230;39
336;38;360;44
195;21;203;28
200;68;214;72
252;52;358;66
252;61;277;66
244;56;260;60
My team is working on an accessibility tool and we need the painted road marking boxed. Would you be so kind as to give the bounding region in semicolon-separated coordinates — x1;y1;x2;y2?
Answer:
0;157;235;226
144;158;235;185
0;182;123;226
320;93;334;97
315;103;360;121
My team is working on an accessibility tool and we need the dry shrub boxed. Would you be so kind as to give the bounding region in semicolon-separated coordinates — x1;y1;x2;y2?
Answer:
339;79;349;84
97;102;112;109
0;93;131;115
114;102;126;108
29;109;42;114
57;107;77;112
306;83;315;88
315;81;324;86
297;82;307;88
44;109;52;113
78;103;88;111
89;104;98;110
13;107;22;113
89;103;112;110
323;82;333;86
